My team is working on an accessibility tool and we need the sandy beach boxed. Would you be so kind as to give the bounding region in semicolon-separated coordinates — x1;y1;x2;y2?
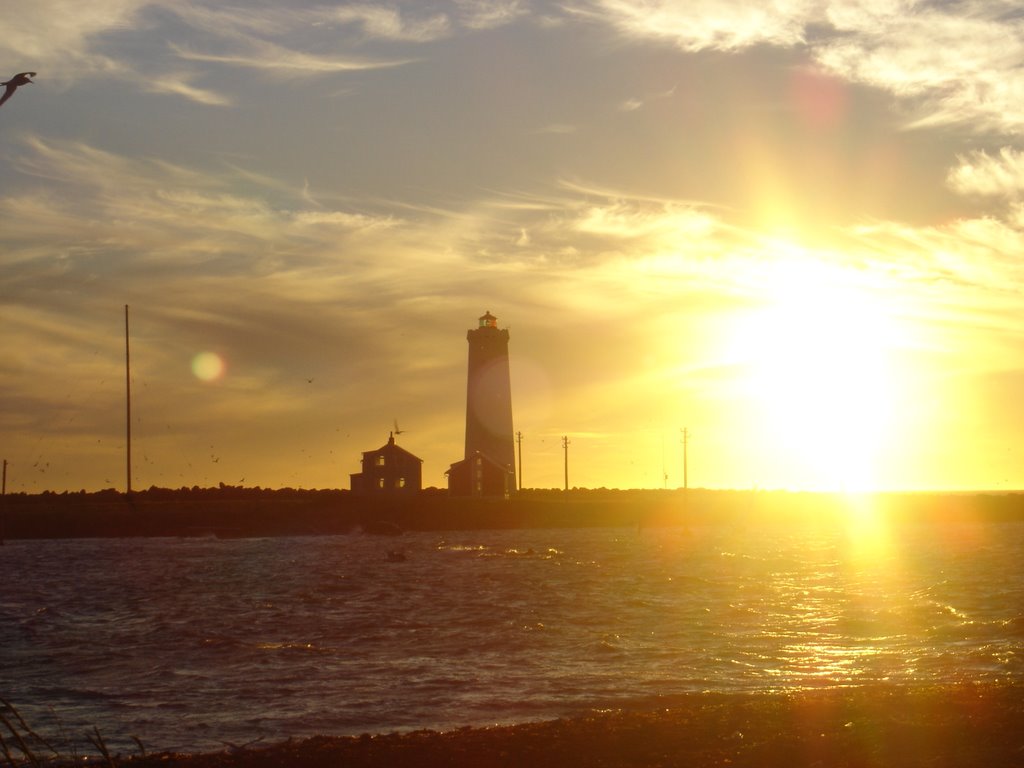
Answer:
109;685;1024;768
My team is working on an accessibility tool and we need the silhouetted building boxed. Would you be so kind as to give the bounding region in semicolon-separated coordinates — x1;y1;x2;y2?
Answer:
447;311;516;496
350;433;422;495
447;451;514;497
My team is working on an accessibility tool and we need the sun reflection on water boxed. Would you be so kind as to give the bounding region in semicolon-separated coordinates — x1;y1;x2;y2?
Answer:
729;508;920;689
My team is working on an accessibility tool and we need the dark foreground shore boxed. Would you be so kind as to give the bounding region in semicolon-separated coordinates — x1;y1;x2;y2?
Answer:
96;685;1023;768
5;487;1024;540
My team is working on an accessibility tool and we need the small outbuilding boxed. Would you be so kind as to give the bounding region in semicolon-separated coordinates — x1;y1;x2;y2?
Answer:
350;433;423;495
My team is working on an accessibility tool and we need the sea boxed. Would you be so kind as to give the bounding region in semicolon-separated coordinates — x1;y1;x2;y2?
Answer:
2;521;1023;754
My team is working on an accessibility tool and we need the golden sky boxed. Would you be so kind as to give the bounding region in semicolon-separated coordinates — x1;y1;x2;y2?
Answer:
3;1;1024;493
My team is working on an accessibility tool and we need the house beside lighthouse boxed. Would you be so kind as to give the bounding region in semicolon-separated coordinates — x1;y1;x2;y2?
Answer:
350;433;423;495
447;311;517;497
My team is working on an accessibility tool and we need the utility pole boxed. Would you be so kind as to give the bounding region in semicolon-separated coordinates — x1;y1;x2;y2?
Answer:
515;430;523;490
1;458;6;545
562;435;570;491
661;434;668;489
681;427;689;492
125;304;132;495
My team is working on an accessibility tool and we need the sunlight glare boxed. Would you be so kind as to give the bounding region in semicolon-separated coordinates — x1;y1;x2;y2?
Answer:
191;351;226;382
729;255;900;492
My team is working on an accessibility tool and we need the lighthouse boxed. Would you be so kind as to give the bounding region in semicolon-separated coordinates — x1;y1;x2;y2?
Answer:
447;311;517;496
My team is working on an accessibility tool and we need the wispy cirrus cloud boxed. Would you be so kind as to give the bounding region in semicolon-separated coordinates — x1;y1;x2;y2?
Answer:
163;5;430;81
5;131;1024;491
2;137;404;276
11;0;1023;131
574;0;1024;137
569;0;814;51
0;1;455;105
947;148;1024;198
326;5;451;41
0;0;148;83
143;72;233;105
170;42;413;77
844;215;1024;318
816;6;1024;134
9;134;1024;321
571;198;719;241
453;0;530;30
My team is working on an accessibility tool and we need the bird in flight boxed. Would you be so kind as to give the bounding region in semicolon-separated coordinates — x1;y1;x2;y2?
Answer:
0;72;35;108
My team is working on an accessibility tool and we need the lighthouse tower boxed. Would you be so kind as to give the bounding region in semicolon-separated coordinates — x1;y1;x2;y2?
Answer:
448;311;516;495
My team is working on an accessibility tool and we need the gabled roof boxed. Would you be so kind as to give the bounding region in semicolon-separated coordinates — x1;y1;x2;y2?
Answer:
445;450;511;475
363;434;423;463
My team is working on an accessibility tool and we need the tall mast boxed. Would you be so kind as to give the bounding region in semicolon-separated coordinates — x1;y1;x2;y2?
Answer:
125;304;132;494
562;435;570;491
681;427;688;492
1;458;6;546
516;430;523;490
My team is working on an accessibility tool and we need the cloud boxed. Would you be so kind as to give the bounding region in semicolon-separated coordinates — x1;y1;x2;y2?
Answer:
328;5;452;41
816;6;1024;133
0;136;477;490
7;136;1023;337
571;0;814;51
10;0;1022;132
842;215;1024;331
0;1;432;105
143;72;233;105
572;0;1024;136
571;199;718;241
2;137;407;283
453;0;530;29
947;148;1024;198
2;142;749;372
321;1;528;37
5;131;1024;491
164;5;425;80
0;0;148;83
170;42;413;77
616;85;676;114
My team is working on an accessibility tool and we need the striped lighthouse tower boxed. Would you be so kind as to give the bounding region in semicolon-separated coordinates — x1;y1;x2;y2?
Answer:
463;311;516;492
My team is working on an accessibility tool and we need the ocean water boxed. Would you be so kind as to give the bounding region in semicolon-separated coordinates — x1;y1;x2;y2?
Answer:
2;522;1023;753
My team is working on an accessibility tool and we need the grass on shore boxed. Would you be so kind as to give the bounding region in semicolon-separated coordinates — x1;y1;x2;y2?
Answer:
1;698;129;768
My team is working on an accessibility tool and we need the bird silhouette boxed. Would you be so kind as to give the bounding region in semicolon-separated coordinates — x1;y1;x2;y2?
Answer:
0;72;36;108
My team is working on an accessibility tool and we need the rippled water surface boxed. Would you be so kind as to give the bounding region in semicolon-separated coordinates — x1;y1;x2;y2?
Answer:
2;522;1023;751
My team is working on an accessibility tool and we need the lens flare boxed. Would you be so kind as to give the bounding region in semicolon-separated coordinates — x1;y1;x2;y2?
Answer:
191;351;226;382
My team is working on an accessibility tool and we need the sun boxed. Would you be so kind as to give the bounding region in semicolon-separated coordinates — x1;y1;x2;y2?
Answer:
727;254;902;492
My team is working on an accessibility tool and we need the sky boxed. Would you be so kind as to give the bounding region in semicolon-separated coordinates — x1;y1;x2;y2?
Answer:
3;0;1024;494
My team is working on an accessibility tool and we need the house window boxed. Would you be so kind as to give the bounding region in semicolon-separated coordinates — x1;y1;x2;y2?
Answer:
397;477;406;488
377;478;385;489
376;455;385;466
